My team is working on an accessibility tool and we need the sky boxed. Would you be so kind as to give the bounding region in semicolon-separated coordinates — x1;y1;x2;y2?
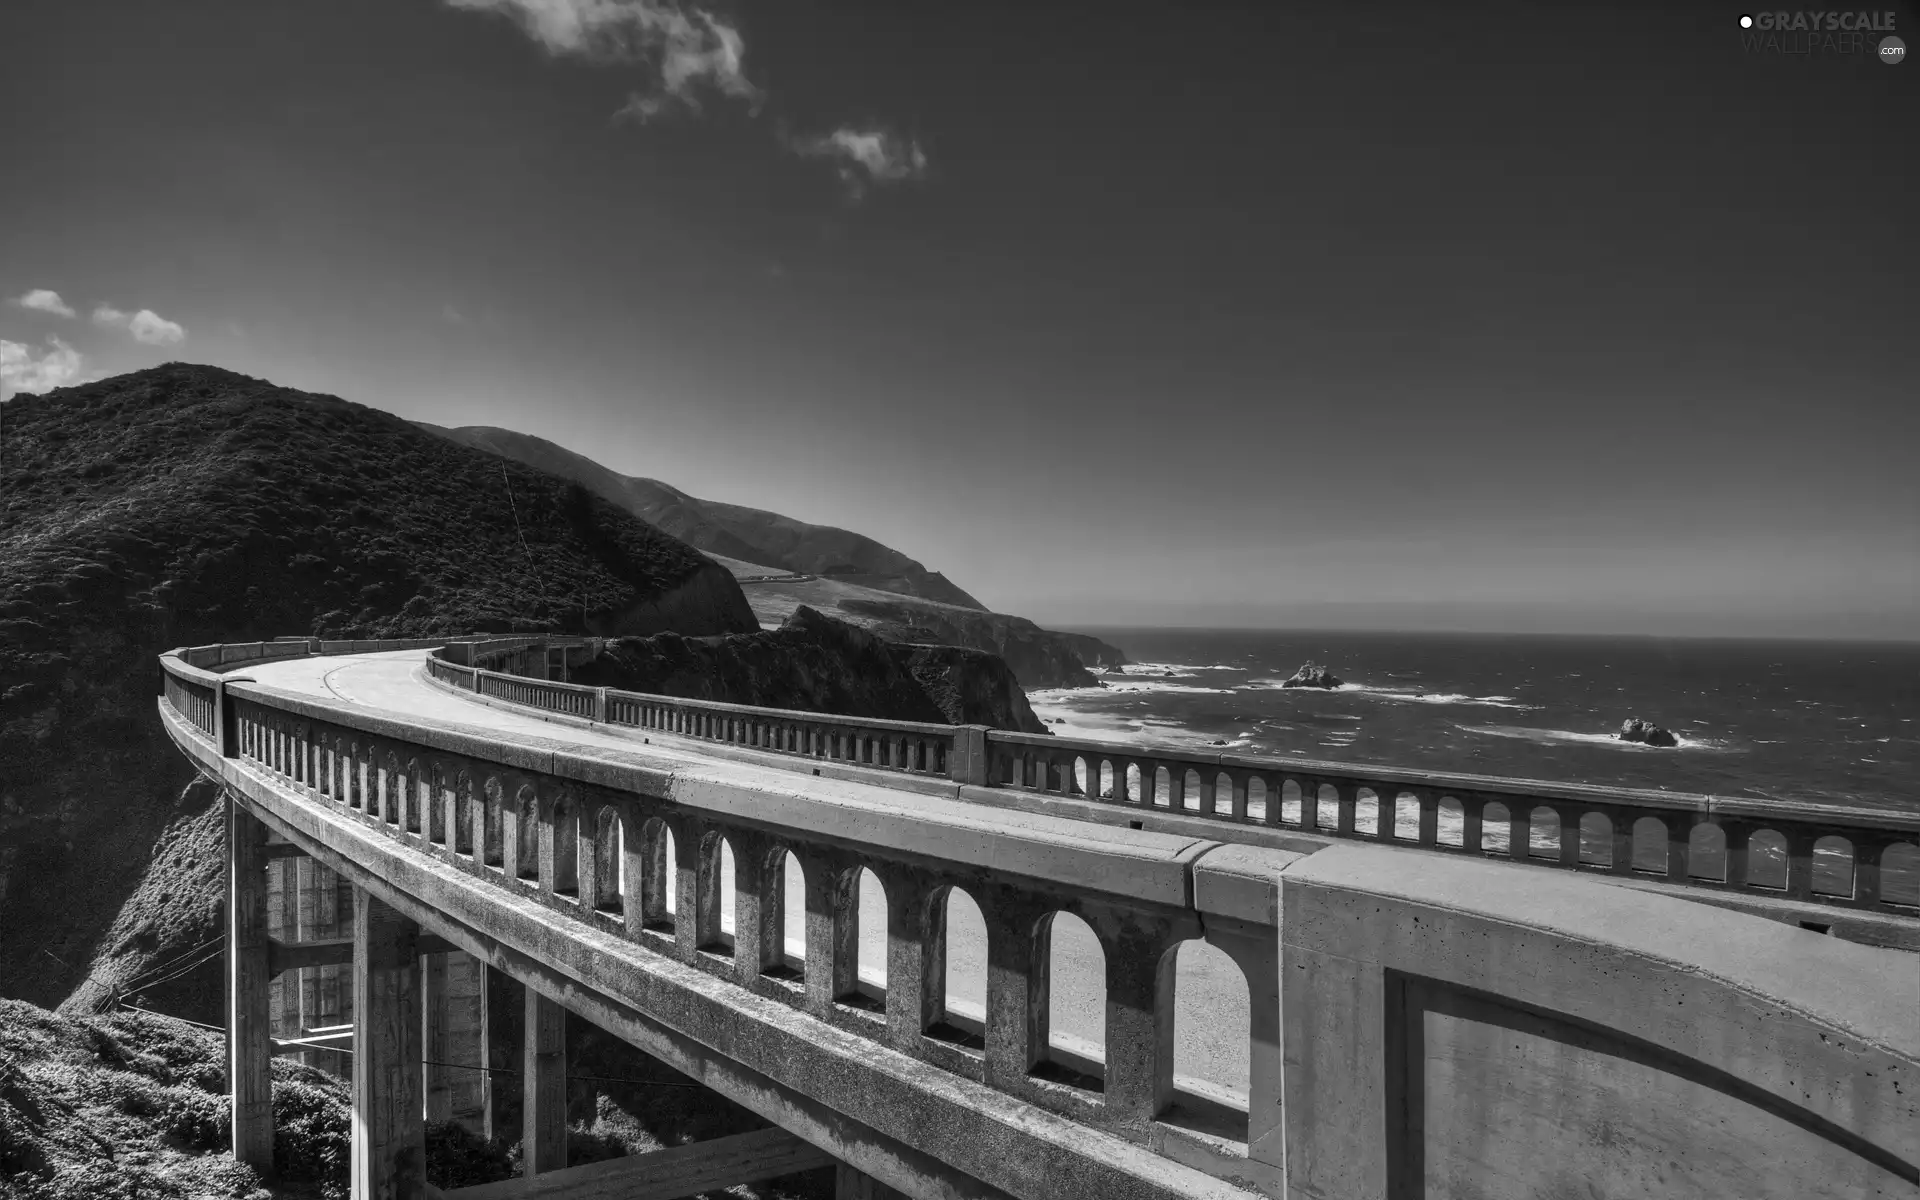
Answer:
2;1;1915;638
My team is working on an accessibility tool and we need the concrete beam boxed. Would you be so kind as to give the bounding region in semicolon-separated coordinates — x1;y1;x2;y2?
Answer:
838;1163;912;1199
353;886;427;1199
228;797;275;1171
446;1127;833;1200
272;933;457;975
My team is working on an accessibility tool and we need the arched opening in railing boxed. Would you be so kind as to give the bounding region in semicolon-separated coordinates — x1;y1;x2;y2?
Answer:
835;867;888;1012
482;776;506;868
1209;771;1234;817
1315;783;1340;831
1690;823;1728;881
592;807;622;915
1438;796;1466;847
453;771;476;858
1577;811;1611;866
549;793;578;896
1481;802;1512;853
1246;776;1269;822
1170;937;1250;1141
1096;760;1116;800
1882;842;1919;906
1746;828;1788;889
1280;778;1303;825
381;753;401;826
1354;787;1380;835
926;885;987;1048
1812;835;1855;897
405;758;425;835
1527;805;1559;859
694;832;731;954
1036;910;1105;1092
515;785;540;882
759;846;802;981
641;820;675;932
1631;816;1668;873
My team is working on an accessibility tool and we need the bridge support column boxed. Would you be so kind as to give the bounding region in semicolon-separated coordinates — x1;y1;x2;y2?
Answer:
523;991;568;1176
351;886;425;1199
228;796;275;1172
422;951;450;1125
836;1163;910;1199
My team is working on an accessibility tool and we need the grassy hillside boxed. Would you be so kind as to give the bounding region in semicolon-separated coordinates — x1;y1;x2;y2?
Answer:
0;363;756;1009
420;424;989;610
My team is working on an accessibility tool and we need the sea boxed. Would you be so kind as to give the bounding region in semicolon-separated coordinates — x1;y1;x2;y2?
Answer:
1029;629;1920;815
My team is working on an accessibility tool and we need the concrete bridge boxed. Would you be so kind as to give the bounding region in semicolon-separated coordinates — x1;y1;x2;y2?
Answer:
158;637;1920;1200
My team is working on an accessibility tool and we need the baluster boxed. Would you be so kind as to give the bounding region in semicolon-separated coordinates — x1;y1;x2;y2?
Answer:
1558;806;1581;867
1297;778;1318;830
1418;792;1440;846
1508;803;1530;861
1783;829;1817;900
981;891;1047;1093
1335;783;1356;835
1852;834;1885;905
1666;812;1697;881
1608;807;1636;873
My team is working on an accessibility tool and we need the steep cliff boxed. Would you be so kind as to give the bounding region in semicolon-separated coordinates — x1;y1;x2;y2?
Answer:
0;362;757;1010
570;606;1048;734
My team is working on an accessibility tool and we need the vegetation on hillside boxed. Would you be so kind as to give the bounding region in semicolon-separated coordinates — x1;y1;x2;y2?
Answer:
0;999;825;1199
572;605;1047;733
422;423;990;610
0;363;754;1008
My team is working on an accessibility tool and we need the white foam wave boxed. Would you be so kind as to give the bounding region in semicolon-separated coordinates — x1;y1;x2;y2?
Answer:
1238;680;1532;709
1459;724;1733;752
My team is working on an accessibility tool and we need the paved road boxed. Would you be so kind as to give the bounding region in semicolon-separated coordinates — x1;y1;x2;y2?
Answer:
241;651;1252;1105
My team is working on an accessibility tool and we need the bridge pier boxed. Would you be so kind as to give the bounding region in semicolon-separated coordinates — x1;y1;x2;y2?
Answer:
352;885;426;1198
523;990;568;1177
228;797;275;1172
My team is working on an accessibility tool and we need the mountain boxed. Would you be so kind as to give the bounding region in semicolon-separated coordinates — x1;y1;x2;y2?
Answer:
420;424;987;610
0;362;759;1011
716;567;1123;689
415;424;1129;686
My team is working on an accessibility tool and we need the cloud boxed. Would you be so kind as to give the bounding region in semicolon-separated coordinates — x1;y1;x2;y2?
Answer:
787;126;928;199
92;304;187;345
12;289;77;318
0;337;85;398
447;0;760;119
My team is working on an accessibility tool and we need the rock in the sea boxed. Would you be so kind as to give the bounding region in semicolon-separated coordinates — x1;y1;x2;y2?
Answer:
1279;661;1343;689
1618;718;1678;747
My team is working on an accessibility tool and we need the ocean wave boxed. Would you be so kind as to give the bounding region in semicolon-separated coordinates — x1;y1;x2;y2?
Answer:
1238;680;1533;709
1101;682;1234;696
1459;724;1736;752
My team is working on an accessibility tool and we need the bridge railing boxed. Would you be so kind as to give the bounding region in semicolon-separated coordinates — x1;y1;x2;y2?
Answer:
983;730;1920;915
416;641;1920;919
424;644;959;780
